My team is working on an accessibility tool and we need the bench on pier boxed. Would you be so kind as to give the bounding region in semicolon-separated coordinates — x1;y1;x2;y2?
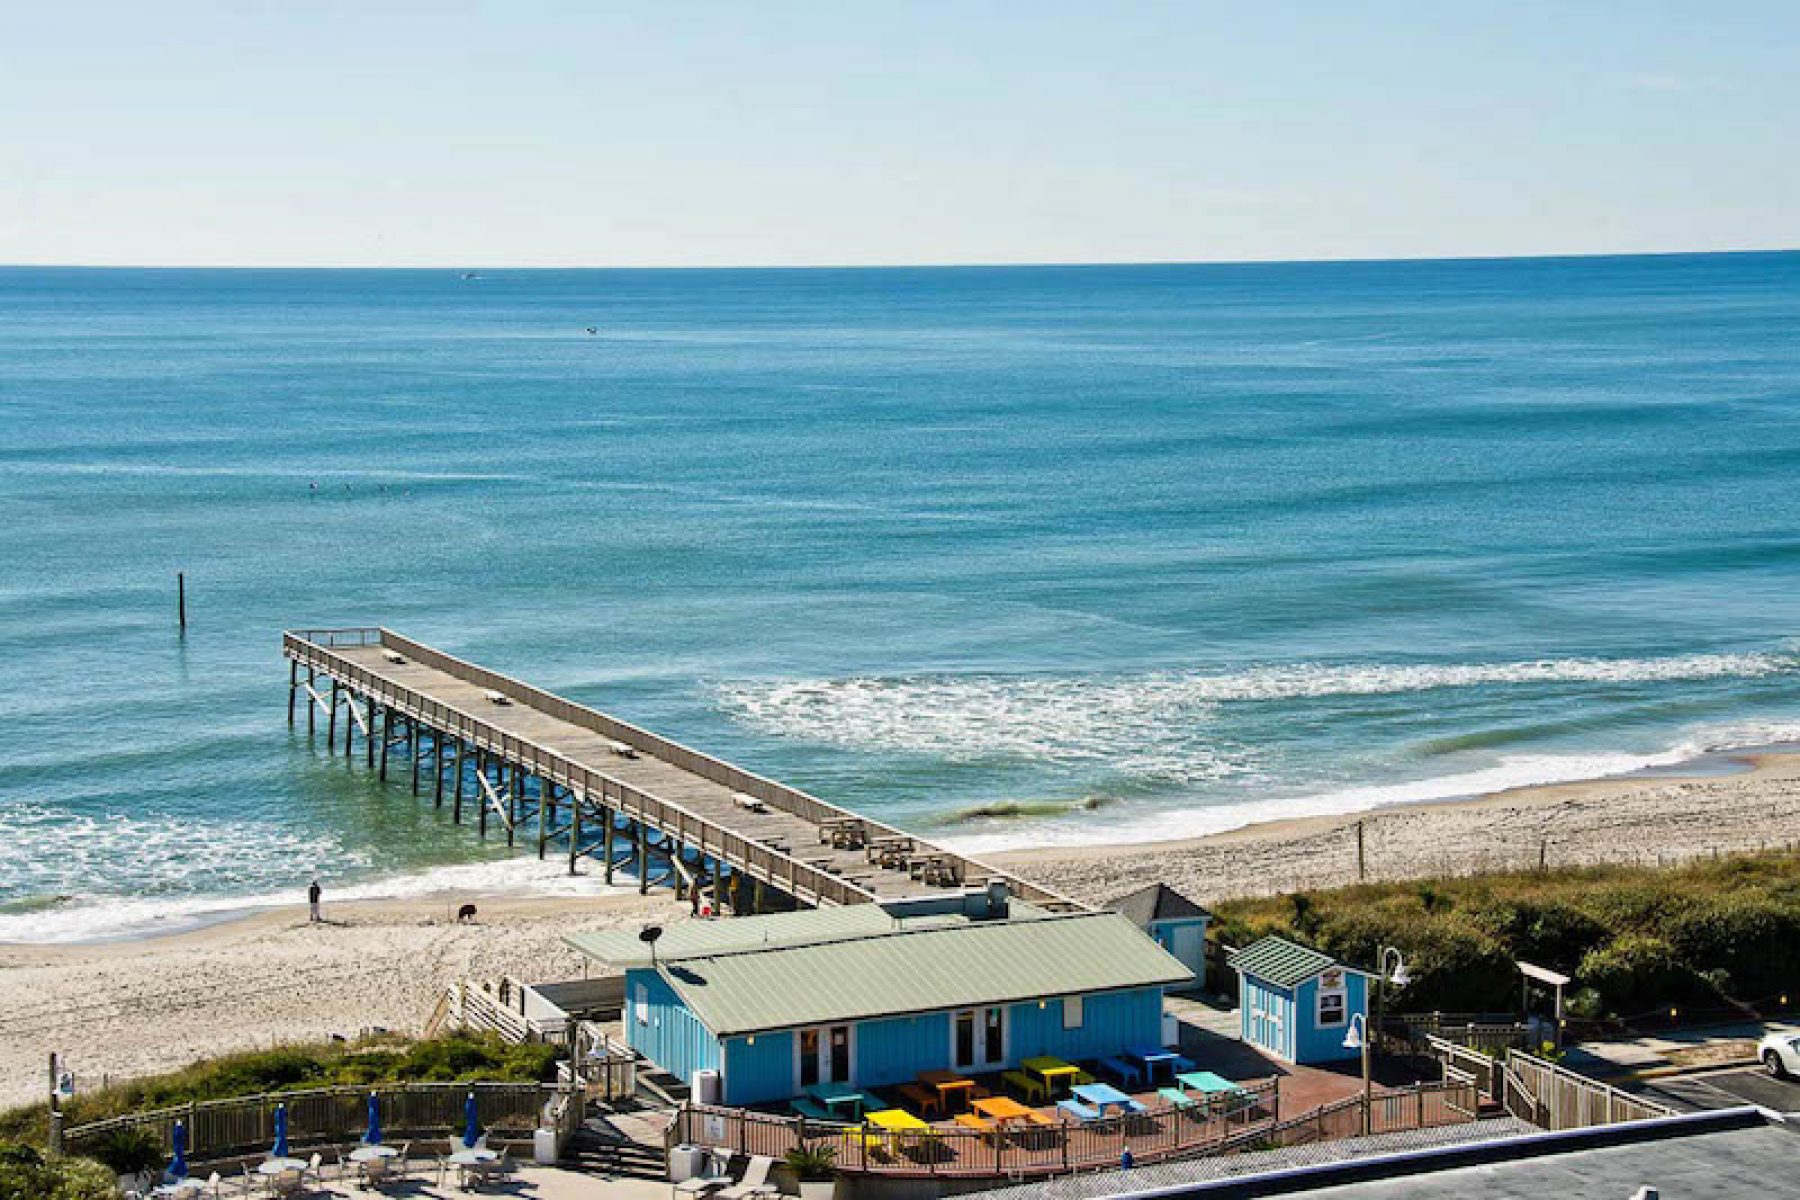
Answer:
607;739;639;759
867;836;915;867
482;689;512;706
819;817;867;849
732;792;769;814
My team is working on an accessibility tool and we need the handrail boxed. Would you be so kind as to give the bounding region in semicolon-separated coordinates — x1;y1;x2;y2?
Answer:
283;633;873;909
283;629;1083;911
370;629;1080;911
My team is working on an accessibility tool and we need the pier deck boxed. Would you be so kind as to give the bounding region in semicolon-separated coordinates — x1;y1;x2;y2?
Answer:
284;628;1078;913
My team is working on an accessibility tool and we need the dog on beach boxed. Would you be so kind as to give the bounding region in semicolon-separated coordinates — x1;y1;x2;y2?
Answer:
455;903;478;923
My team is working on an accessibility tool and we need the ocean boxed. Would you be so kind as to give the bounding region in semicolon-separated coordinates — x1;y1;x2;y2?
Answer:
4;253;1800;942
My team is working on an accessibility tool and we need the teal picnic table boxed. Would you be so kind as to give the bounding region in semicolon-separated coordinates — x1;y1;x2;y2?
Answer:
809;1083;873;1121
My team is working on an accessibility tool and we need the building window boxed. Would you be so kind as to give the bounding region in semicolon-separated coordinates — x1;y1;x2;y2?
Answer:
954;1010;975;1069
633;982;649;1027
1317;988;1346;1028
1062;996;1084;1030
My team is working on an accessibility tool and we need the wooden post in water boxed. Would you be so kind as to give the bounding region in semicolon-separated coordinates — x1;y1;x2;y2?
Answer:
306;668;317;734
603;817;615;884
409;721;421;794
177;572;186;631
378;706;392;780
327;679;340;751
287;659;298;725
364;697;376;767
538;781;552;860
477;751;490;837
567;805;582;876
636;824;649;895
451;740;464;824
434;734;446;807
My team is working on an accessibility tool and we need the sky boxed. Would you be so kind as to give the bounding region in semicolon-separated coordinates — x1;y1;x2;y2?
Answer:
0;1;1795;267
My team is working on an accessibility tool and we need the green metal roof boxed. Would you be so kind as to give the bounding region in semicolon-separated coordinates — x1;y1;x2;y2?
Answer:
650;911;1192;1037
1227;934;1366;989
564;898;1057;969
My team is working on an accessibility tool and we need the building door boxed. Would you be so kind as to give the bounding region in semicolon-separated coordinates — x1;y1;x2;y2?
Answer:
828;1025;851;1083
983;1007;1004;1065
799;1029;821;1087
954;1010;975;1069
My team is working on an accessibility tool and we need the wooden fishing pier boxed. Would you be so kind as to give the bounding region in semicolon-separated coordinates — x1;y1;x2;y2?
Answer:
283;628;1079;914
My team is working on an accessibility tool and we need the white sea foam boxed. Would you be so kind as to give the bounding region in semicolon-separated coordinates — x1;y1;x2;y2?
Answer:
945;748;1688;855
715;650;1793;770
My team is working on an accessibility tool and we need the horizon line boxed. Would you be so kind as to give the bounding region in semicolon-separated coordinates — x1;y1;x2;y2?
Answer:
2;245;1795;273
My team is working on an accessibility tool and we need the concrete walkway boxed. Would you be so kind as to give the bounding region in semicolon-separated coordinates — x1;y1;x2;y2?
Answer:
1565;1018;1798;1079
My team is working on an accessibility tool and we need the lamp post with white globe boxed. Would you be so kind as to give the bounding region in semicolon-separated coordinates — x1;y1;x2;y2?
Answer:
1343;946;1410;1135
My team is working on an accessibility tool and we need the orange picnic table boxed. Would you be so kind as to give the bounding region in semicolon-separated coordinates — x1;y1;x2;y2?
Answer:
917;1070;977;1113
971;1095;1051;1126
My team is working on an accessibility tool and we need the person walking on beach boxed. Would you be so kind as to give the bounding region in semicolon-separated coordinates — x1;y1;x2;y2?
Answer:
308;878;322;923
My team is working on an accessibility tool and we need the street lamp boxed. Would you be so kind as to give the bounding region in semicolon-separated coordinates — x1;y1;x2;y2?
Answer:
1342;1014;1371;1133
1352;946;1410;1135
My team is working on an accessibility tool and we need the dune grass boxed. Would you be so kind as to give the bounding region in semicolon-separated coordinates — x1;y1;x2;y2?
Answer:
1211;850;1800;1019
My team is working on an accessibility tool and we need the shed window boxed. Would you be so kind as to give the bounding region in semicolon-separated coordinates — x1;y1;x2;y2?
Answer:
633;982;649;1027
1317;988;1346;1028
1062;996;1084;1030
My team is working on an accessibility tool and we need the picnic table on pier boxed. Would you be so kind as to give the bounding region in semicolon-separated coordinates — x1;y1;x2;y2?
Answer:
971;1095;1051;1126
1127;1046;1183;1084
448;1147;498;1168
1020;1055;1083;1096
1177;1070;1249;1098
807;1083;872;1121
917;1069;977;1112
150;1181;204;1199
1072;1082;1144;1115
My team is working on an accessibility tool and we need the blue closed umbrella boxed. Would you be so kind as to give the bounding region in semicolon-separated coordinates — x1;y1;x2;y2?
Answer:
272;1103;289;1159
169;1120;189;1180
365;1092;382;1146
462;1091;480;1148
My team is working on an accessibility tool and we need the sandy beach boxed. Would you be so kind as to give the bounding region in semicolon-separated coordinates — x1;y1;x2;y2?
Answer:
4;753;1799;1109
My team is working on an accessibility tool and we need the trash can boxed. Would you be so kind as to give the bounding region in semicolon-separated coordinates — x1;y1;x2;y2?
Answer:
534;1126;560;1165
668;1144;707;1182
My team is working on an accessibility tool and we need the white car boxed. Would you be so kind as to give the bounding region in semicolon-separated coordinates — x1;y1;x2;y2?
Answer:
1758;1031;1800;1079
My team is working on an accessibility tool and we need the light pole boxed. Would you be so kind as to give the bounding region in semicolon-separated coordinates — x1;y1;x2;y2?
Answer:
1346;947;1410;1135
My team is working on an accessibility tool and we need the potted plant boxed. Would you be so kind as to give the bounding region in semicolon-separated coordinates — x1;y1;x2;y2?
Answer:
782;1142;837;1200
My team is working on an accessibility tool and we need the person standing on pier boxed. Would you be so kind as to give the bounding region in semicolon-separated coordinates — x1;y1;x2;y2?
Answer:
308;878;322;923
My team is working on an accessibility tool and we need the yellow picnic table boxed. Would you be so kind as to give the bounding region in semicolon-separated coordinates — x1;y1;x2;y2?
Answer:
1021;1055;1084;1096
861;1106;935;1158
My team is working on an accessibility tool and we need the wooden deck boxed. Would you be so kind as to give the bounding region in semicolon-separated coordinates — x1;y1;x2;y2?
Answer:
283;628;1080;913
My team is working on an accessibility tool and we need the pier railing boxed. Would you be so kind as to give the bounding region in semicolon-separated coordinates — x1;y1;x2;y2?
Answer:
285;630;870;908
61;1081;566;1163
284;628;1081;912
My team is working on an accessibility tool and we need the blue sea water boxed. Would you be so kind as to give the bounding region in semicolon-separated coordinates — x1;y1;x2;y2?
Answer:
4;253;1800;940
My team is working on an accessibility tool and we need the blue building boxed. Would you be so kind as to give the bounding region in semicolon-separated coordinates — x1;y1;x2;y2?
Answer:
1106;883;1211;986
566;888;1194;1107
1227;935;1371;1065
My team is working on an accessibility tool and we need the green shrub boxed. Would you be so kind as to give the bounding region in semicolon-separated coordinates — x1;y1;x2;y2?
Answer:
0;1144;116;1200
88;1125;163;1176
1577;935;1713;1010
0;1032;563;1151
1213;850;1800;1017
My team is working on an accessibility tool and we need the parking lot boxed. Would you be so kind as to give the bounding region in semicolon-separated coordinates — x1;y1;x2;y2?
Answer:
1646;1065;1800;1114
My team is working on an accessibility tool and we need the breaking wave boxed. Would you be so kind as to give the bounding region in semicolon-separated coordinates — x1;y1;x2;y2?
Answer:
714;650;1794;768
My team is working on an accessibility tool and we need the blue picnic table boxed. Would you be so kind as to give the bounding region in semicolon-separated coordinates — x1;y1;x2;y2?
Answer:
1127;1047;1183;1085
1072;1082;1146;1115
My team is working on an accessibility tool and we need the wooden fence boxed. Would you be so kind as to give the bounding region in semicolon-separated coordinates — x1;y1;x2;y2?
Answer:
1500;1050;1673;1131
673;1083;1278;1179
1393;1013;1536;1058
61;1082;568;1163
1225;1078;1479;1152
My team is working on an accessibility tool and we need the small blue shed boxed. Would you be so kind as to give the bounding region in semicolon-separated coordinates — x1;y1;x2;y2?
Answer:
566;891;1194;1108
1227;935;1371;1065
1107;883;1211;986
